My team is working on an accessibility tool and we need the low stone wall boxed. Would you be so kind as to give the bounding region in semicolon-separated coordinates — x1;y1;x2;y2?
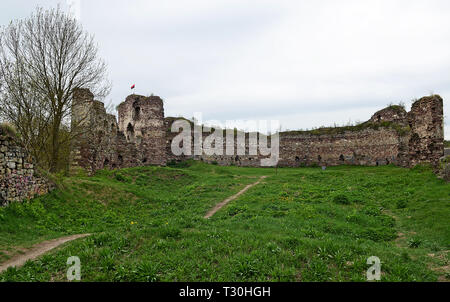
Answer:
168;96;442;169
0;131;50;206
164;125;410;168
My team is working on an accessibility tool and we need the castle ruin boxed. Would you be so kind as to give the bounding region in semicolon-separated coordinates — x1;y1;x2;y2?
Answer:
0;89;446;206
70;89;445;174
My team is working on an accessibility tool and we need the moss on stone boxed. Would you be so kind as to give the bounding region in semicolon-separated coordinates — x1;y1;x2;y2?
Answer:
385;104;406;113
281;121;411;137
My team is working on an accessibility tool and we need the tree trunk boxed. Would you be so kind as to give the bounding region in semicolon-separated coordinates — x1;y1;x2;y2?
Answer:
49;114;62;172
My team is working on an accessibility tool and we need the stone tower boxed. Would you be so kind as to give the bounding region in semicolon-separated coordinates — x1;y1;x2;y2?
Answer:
71;88;118;174
408;95;444;167
117;94;166;166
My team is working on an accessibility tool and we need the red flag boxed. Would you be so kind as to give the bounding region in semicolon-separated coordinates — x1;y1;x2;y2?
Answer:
131;84;135;89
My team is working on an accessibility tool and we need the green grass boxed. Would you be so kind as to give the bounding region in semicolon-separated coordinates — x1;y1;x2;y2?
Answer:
0;161;448;281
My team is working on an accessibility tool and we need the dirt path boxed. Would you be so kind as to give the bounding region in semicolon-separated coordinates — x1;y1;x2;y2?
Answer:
204;176;267;219
0;234;91;273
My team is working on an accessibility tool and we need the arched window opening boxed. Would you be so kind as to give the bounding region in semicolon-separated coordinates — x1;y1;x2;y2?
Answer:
134;107;141;120
127;123;134;142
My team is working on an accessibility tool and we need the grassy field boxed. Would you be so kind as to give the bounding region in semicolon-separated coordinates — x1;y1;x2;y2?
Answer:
0;161;448;281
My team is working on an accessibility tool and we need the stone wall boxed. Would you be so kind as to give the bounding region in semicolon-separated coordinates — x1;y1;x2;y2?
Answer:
71;88;120;174
71;90;166;175
0;129;50;206
278;128;409;167
164;97;439;169
164;125;410;168
71;91;445;174
407;95;444;167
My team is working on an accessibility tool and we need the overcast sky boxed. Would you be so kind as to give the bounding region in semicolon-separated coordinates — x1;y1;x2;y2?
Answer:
1;0;449;138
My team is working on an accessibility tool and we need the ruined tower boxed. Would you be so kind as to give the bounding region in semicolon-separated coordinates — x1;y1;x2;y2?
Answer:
117;94;166;166
71;88;119;174
408;95;444;167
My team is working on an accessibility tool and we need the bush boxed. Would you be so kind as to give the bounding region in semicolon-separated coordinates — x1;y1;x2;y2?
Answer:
333;194;350;205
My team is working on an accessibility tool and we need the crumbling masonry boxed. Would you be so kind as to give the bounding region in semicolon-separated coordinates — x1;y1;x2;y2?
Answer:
0;129;50;206
70;89;445;175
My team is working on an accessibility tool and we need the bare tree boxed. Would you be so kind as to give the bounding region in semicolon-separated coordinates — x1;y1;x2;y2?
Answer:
0;7;110;172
